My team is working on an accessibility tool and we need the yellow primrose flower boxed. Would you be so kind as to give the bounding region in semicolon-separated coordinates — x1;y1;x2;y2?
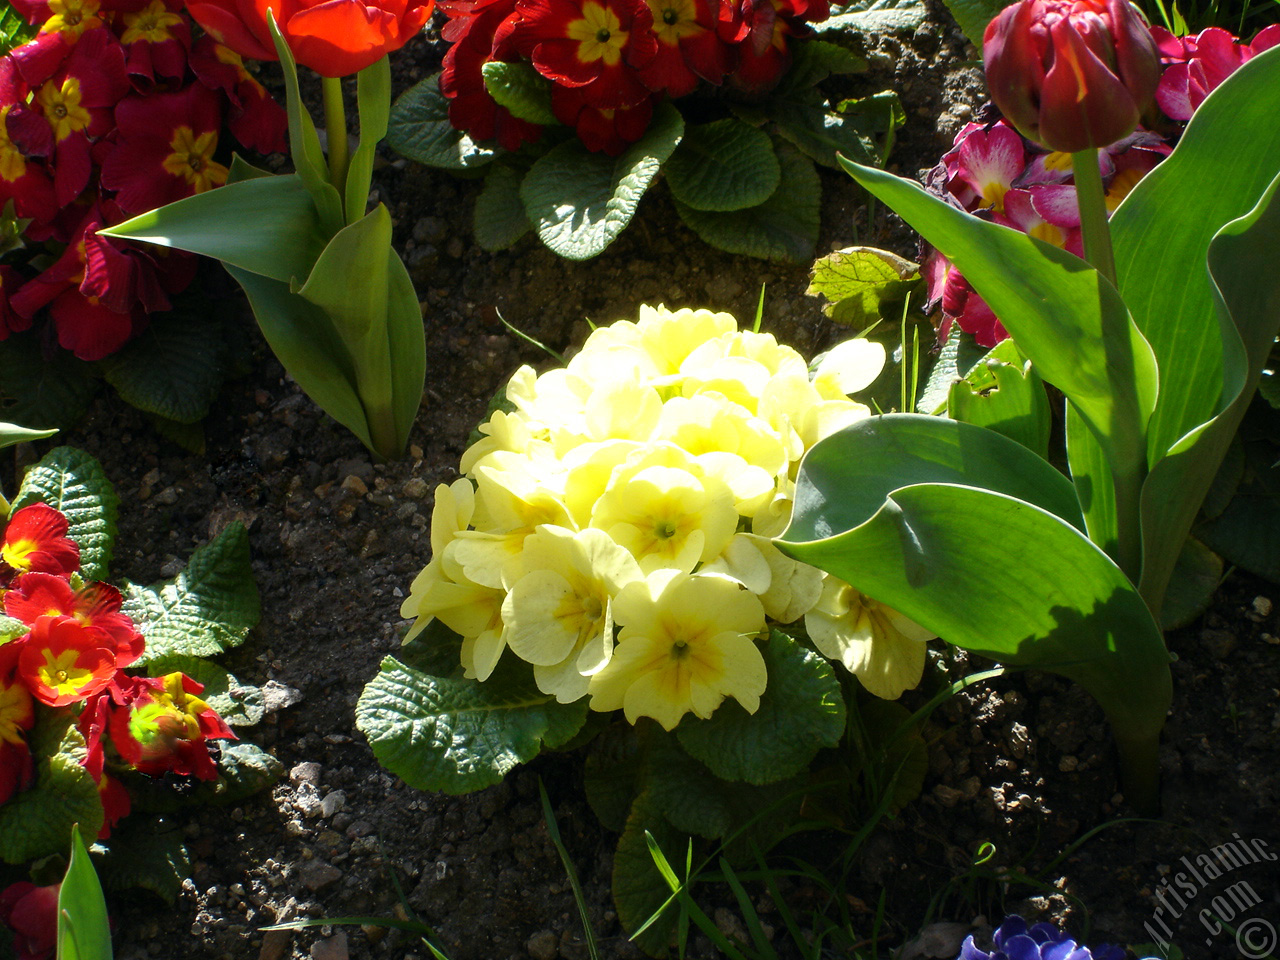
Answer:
400;479;476;642
634;304;738;375
656;393;789;485
758;374;872;473
460;409;542;476
804;575;935;699
589;570;767;729
811;339;887;398
503;525;643;702
581;376;663;443
590;453;737;574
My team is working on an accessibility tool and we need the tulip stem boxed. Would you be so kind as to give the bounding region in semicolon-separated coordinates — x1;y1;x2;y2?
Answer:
1071;148;1116;288
322;75;349;202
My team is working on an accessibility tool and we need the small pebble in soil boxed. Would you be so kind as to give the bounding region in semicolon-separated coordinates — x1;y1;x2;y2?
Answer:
525;930;558;960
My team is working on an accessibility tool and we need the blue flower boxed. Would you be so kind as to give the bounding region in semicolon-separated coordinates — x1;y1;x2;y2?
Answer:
958;915;1127;960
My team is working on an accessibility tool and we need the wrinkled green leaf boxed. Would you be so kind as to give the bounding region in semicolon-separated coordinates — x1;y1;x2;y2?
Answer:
58;824;113;960
124;522;260;664
664;120;780;213
97;816;190;904
584;723;645;833
522;102;683;260
482;61;557;125
14;447;118;581
674;141;820;262
474;164;532;251
194;742;284;805
0;333;97;432
386;74;497;170
0;615;27;642
807;246;919;327
918;329;987;416
677;631;845;784
0;713;102;864
355;657;588;794
771;38;868;93
99;175;329;284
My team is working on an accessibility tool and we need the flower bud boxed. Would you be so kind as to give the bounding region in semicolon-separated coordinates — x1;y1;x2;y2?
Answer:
983;0;1161;152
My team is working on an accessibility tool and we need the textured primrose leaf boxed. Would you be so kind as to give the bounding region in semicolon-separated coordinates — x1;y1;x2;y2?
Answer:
0;616;27;643
194;742;284;805
817;0;930;34
474;164;532;251
948;338;1052;459
123;522;261;665
807;246;920;327
611;791;686;954
14;447;119;582
386;74;497;170
674;141;820;262
482;61;556;126
99;300;230;424
0;334;97;433
522;102;683;260
775;38;868;92
146;654;265;727
664;120;780;213
677;631;845;785
97;815;190;904
584;722;645;833
355;657;589;794
0;712;103;864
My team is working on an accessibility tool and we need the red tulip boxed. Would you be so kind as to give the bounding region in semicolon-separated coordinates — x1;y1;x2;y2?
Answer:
983;0;1160;152
184;0;435;77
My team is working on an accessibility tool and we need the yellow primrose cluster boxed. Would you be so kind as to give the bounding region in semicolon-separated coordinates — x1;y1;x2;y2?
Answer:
401;305;935;730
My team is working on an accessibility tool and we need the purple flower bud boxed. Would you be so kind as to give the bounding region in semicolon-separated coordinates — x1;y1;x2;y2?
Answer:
983;0;1161;152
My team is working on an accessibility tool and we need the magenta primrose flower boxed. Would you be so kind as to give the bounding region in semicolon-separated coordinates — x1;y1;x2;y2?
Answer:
1152;23;1280;120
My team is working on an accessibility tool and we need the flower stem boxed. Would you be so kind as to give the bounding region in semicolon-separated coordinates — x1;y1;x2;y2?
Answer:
322;75;349;201
1071;148;1116;287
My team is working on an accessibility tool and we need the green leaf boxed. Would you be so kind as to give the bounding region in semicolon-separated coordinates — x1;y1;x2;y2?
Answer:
1159;536;1223;630
849;699;927;814
0;712;103;864
1111;47;1280;613
0;616;28;643
785;414;1085;533
664;120;780;213
294;204;426;458
267;11;343;233
773;39;868;92
474;164;532;251
677;631;845;784
674;141;819;262
612;792;685;956
1;4;36;47
777;443;1171;811
0;333;97;432
123;522;260;665
482;61;557;125
0;422;57;450
754;95;880;170
346;56;393;225
1196;406;1280;585
99;175;330;285
97;816;190;903
841;159;1158;579
14;447;119;582
806;246;919;328
58;824;113;960
145;655;265;727
386;74;497;170
98;299;230;424
934;0;1005;45
522;102;683;260
355;657;589;794
947;338;1052;459
193;742;284;805
584;723;645;833
917;329;986;416
224;264;376;454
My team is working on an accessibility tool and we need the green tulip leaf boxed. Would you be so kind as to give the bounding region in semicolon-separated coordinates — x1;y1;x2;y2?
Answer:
58;824;113;960
840;159;1158;578
0;420;57;449
664;119;780;212
776;475;1170;811
935;0;1004;45
522;101;684;260
948;338;1051;459
224;264;376;454
346;56;393;225
99;175;329;285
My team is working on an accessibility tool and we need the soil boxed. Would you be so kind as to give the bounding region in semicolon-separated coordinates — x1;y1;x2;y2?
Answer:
9;4;1280;959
